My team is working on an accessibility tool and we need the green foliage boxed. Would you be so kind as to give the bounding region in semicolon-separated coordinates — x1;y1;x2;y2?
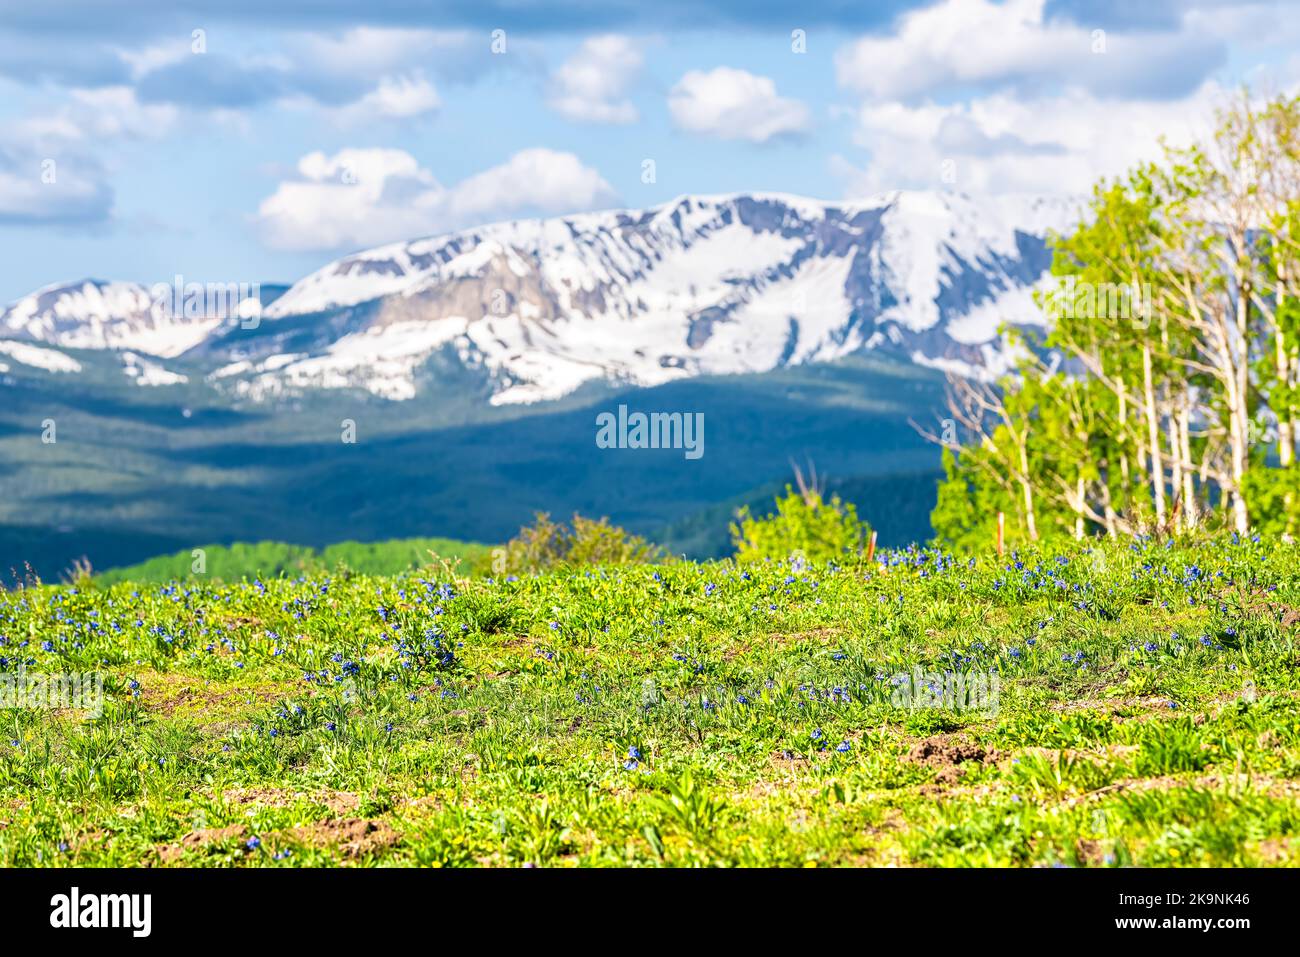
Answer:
500;513;664;574
1243;466;1300;539
2;535;1297;867
94;537;491;584
936;91;1300;544
730;485;870;563
1135;719;1212;776
931;448;983;550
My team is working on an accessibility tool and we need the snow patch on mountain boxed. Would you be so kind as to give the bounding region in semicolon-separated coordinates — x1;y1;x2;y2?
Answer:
120;352;188;386
0;339;82;373
243;190;1075;404
219;320;466;401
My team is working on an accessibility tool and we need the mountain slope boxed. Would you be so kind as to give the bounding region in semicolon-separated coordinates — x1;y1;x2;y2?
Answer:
0;351;948;578
2;191;1076;407
229;190;1072;404
0;279;224;357
0;190;1077;577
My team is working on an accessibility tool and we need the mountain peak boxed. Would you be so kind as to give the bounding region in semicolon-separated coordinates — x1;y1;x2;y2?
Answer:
1;278;224;358
1;190;1078;405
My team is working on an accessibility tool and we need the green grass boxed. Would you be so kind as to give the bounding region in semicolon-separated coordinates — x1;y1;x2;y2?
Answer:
2;536;1299;867
93;537;494;584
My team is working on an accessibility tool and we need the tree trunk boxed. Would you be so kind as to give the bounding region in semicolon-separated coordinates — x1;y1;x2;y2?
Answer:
1232;272;1252;533
1167;398;1183;530
1074;471;1086;539
1118;386;1131;486
1017;439;1038;543
1277;238;1294;468
1142;342;1166;526
1278;329;1294;468
1178;402;1197;527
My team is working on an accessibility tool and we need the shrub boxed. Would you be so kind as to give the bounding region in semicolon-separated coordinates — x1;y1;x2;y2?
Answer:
499;513;663;573
730;485;870;563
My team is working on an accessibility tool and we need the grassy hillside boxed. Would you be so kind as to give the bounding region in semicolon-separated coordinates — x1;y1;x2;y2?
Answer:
2;536;1297;866
93;537;494;584
0;350;947;578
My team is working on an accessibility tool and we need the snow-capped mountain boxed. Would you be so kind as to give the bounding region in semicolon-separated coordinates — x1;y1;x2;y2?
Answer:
0;191;1078;404
0;279;225;358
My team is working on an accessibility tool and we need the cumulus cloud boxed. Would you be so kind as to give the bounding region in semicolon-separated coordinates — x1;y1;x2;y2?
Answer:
126;27;491;119
286;27;513;90
64;86;179;139
668;67;810;143
833;83;1227;196
0;85;174;227
827;0;1256;198
255;147;617;251
835;0;1224;101
330;73;441;124
547;35;643;124
0;146;113;226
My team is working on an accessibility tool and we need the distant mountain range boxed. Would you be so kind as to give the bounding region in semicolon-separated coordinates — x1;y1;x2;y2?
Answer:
0;190;1078;577
1;190;1074;404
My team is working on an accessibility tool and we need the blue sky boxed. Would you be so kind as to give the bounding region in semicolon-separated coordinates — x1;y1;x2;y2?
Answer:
1;0;1297;301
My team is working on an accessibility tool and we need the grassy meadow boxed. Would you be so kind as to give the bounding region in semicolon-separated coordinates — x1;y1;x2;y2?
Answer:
1;535;1298;867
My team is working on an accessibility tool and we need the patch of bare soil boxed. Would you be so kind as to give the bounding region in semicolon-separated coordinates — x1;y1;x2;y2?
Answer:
156;824;248;863
771;749;810;765
1255;837;1298;864
906;735;996;783
285;818;398;859
221;787;359;813
1075;838;1108;866
1088;772;1300;801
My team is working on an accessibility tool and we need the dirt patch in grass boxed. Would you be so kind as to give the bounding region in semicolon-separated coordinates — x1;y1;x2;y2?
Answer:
220;615;265;629
995;744;1136;771
220;787;360;814
907;738;989;766
1049;697;1203;723
156;824;248;863
282;817;398;859
69;828;107;855
1255;836;1298;864
770;749;811;765
1216;585;1300;630
905;735;995;785
1074;838;1109;866
764;628;844;649
1089;772;1300;800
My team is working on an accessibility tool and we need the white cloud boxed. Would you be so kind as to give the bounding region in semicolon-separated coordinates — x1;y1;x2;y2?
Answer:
0;148;114;225
834;83;1228;196
10;86;176;146
442;148;619;222
547;35;643;124
0;85;172;226
835;0;1221;101
333;73;440;124
116;40;191;82
668;67;810;143
255;147;616;251
290;27;476;79
66;86;178;139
